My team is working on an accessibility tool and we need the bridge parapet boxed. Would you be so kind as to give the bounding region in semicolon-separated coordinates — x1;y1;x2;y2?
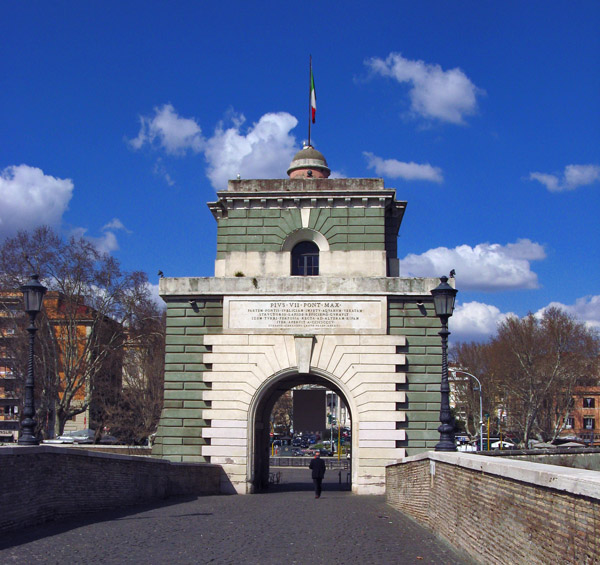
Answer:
0;446;222;533
386;452;600;565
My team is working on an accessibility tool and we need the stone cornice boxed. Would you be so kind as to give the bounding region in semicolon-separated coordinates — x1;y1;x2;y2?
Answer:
208;190;406;219
159;276;442;298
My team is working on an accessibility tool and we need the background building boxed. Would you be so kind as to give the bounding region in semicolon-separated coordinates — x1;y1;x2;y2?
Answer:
0;290;124;439
561;385;600;446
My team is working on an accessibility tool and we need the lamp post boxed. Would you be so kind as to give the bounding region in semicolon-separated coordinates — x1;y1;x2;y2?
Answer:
431;276;458;452
18;274;47;446
450;370;483;452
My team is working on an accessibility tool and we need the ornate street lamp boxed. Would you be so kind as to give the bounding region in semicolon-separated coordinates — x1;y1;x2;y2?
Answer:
431;276;458;452
18;274;47;445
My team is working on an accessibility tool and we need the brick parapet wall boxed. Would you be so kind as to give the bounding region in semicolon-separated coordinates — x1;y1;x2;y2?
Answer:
388;299;441;454
0;446;221;533
152;299;223;462
386;452;600;564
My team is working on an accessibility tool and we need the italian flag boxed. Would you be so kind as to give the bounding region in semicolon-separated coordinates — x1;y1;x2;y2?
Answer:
310;68;316;124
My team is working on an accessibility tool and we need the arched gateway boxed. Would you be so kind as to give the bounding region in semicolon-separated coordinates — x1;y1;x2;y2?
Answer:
153;146;447;494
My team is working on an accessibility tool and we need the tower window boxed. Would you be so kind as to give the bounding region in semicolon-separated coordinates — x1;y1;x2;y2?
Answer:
291;241;319;276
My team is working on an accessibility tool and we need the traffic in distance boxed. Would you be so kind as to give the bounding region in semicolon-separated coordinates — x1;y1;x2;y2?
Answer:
271;428;351;457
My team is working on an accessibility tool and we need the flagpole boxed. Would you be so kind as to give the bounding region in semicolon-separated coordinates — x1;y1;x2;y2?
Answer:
308;55;312;147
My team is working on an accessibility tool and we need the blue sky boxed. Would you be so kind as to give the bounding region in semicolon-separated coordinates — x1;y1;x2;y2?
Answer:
2;1;599;342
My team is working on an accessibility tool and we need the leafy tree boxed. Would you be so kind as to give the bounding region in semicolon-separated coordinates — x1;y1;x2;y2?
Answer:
0;226;163;439
271;390;293;436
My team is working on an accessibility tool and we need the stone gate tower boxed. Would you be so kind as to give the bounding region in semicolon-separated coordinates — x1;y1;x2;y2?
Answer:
153;146;446;494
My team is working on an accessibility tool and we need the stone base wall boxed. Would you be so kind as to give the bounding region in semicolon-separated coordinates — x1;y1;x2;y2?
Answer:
0;446;222;533
386;452;600;565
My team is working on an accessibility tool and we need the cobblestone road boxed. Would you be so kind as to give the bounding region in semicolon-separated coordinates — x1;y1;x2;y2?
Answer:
0;468;473;565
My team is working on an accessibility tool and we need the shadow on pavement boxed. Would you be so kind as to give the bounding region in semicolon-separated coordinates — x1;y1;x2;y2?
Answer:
264;466;352;493
0;495;200;550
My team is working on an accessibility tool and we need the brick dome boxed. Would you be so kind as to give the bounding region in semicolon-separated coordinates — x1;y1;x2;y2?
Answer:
287;145;331;178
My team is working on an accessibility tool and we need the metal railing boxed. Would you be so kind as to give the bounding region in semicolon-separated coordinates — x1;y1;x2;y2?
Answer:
270;456;350;470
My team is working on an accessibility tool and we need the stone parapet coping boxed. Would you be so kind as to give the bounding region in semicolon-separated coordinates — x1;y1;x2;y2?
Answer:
0;445;219;468
160;276;441;298
395;451;600;501
225;178;386;192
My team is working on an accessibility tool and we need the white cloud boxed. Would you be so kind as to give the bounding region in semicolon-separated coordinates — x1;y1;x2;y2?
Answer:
0;165;74;239
102;218;131;233
204;112;298;190
366;52;483;124
400;239;546;291
528;164;600;192
71;226;120;255
452;301;514;342
152;159;176;187
535;295;600;330
363;152;443;183
146;282;164;310
128;106;300;190
129;104;204;155
70;219;129;255
452;295;600;343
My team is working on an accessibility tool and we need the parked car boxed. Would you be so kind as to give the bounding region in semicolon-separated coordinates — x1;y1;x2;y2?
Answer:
56;429;95;444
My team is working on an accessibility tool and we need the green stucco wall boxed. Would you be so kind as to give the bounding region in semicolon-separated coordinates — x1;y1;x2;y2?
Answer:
152;299;223;462
389;298;442;454
216;207;387;256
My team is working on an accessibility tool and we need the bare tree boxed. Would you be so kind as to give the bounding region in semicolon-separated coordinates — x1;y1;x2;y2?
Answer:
0;227;162;439
95;307;165;444
497;308;598;444
454;307;599;447
451;341;500;437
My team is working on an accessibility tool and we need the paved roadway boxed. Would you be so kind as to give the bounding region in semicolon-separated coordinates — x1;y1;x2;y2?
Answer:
0;468;473;565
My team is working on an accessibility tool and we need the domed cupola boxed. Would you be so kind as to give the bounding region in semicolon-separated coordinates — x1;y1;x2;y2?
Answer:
287;144;331;178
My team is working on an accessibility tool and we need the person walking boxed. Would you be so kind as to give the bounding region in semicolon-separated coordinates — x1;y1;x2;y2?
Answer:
309;451;326;498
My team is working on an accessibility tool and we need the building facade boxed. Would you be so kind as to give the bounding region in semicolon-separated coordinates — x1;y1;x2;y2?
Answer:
561;385;600;446
153;147;447;494
0;290;123;439
0;292;22;441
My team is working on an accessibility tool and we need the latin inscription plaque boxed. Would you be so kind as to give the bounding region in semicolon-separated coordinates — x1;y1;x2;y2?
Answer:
224;296;386;334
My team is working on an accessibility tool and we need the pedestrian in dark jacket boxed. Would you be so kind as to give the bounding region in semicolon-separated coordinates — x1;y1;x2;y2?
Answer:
309;452;326;498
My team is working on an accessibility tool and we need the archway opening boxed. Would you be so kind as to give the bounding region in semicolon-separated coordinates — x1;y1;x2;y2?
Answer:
251;373;353;493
